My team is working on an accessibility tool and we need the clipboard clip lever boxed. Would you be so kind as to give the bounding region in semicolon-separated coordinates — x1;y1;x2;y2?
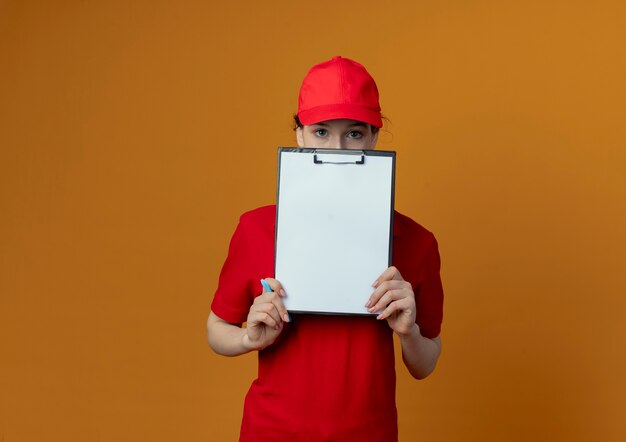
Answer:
313;150;365;165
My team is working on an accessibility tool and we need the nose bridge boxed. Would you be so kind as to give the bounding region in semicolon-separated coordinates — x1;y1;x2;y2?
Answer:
337;135;348;149
326;133;343;149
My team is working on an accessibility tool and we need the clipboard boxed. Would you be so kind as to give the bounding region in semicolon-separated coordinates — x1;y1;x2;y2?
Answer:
274;147;396;315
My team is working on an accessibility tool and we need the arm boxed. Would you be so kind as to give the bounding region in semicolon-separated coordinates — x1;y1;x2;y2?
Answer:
207;278;289;356
398;326;441;379
366;266;442;380
206;311;250;357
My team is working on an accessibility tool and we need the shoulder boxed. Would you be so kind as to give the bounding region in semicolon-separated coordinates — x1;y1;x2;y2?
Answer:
394;210;437;247
239;204;276;223
236;204;276;235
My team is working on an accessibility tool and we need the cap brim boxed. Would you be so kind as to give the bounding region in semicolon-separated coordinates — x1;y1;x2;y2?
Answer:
298;104;382;128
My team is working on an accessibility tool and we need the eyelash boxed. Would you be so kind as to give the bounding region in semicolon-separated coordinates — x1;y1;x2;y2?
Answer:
313;129;364;138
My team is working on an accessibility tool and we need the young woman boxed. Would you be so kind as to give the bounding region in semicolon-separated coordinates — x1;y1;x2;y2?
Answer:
207;56;444;442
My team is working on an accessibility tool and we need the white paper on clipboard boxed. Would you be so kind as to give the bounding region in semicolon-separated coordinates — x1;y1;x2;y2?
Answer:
275;148;395;315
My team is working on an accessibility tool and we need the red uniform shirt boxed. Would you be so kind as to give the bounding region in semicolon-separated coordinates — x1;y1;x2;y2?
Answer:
211;205;443;442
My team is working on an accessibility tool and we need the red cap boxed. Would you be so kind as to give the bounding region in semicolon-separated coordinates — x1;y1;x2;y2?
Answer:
297;56;382;128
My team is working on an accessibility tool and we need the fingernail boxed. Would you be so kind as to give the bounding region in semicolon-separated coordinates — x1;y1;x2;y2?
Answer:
372;279;379;287
280;289;286;297
283;314;290;322
365;300;371;308
376;314;382;320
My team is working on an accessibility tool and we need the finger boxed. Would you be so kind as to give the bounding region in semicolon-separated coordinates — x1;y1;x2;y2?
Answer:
254;290;290;323
368;289;407;314
248;310;281;330
365;280;409;308
377;297;412;321
251;301;285;329
263;277;287;298
263;278;290;322
252;302;282;326
372;266;404;288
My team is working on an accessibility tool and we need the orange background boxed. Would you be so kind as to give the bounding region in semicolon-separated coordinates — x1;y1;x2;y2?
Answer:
1;1;625;441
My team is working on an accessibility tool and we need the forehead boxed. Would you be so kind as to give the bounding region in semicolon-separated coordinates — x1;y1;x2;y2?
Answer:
309;119;367;128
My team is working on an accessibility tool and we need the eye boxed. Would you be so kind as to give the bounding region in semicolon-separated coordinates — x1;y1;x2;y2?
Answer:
314;128;328;137
347;130;363;139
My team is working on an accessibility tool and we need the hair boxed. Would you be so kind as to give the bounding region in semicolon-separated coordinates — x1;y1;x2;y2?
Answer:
292;114;381;134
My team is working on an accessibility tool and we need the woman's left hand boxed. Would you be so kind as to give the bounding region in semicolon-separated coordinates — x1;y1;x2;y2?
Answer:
365;266;416;336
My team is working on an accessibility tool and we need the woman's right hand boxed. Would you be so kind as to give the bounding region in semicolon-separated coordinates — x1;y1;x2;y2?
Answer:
243;278;290;351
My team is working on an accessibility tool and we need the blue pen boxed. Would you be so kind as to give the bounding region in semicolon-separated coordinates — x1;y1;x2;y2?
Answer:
260;279;291;323
260;279;272;293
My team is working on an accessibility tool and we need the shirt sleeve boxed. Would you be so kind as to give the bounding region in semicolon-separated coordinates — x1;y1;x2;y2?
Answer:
210;216;256;324
414;237;444;339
